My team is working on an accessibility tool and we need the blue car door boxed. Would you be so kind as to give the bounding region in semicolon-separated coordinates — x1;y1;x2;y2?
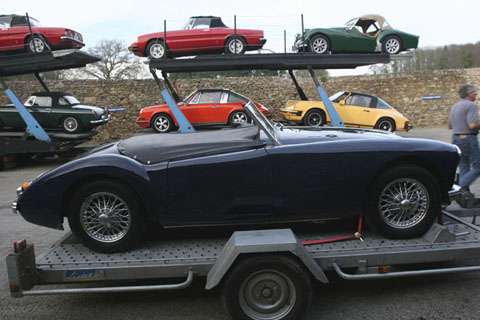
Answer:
165;148;272;226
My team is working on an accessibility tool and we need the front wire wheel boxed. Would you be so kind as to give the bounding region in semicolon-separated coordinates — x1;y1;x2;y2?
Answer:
366;165;440;239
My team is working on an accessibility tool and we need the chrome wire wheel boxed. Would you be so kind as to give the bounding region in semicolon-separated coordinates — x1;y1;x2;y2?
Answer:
384;38;401;54
63;116;79;133
239;269;296;320
153;114;171;132
80;192;131;243
228;38;244;54
378;178;429;229
148;42;165;59
231;111;248;124
310;36;328;54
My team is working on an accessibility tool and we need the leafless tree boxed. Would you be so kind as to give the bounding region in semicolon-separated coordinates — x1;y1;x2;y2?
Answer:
79;39;145;79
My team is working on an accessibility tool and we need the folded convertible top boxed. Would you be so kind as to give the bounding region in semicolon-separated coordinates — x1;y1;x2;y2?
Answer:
117;126;265;164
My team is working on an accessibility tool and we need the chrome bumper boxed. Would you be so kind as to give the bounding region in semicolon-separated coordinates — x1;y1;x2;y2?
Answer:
90;114;112;124
12;186;22;214
448;184;462;201
60;36;85;46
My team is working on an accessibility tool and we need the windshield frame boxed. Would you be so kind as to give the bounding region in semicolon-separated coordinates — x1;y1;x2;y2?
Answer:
243;100;280;146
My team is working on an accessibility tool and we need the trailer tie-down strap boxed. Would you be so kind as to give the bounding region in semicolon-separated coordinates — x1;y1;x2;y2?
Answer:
302;213;363;246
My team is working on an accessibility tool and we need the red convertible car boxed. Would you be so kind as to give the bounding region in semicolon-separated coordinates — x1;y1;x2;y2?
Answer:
136;88;270;132
128;16;266;59
0;14;84;53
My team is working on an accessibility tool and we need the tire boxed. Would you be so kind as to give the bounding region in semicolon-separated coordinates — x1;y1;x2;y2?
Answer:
302;109;326;127
67;180;146;253
366;165;440;239
382;36;402;54
375;118;395;132
26;36;50;53
221;255;313;320
62;116;82;133
229;110;250;125
146;40;167;59
225;37;246;54
151;113;174;133
309;35;330;54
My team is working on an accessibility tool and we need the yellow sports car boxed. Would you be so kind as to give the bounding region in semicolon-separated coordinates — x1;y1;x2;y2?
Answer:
280;91;412;132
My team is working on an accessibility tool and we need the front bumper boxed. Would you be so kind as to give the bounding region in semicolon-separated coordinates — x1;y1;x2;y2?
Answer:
60;36;85;47
11;186;22;214
280;110;303;122
404;123;413;131
90;114;112;124
448;184;462;201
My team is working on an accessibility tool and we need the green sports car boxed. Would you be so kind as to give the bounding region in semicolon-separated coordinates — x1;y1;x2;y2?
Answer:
293;14;419;54
0;91;111;133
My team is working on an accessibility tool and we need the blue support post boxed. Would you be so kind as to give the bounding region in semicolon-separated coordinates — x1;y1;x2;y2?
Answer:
150;69;194;133
308;67;345;127
0;78;51;142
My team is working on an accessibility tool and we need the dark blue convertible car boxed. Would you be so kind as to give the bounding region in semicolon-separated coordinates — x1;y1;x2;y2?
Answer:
14;102;460;252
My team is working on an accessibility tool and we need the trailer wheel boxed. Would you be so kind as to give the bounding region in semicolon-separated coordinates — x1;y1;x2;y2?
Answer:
62;116;82;133
67;180;146;253
221;254;312;320
366;165;440;238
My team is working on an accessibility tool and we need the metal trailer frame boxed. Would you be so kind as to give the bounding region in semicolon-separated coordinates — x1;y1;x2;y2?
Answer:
0;50;101;168
6;212;480;298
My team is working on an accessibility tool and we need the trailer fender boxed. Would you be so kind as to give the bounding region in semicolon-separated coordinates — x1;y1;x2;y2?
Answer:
205;228;328;290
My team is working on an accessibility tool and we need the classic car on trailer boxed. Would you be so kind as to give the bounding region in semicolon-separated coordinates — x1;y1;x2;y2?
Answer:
136;88;270;132
0;14;84;53
128;16;266;59
13;102;459;253
293;14;418;54
0;91;110;133
280;91;411;132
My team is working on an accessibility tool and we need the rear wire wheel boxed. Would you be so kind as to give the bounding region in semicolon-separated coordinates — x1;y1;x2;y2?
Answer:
67;180;146;253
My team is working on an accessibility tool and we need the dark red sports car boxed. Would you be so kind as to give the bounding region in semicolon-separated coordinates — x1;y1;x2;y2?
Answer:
0;14;84;53
128;16;266;59
136;88;270;132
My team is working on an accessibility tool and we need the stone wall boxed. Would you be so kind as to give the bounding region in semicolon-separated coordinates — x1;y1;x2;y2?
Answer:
1;68;478;143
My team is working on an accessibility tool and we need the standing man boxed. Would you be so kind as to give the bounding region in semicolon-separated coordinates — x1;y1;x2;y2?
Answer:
448;84;480;191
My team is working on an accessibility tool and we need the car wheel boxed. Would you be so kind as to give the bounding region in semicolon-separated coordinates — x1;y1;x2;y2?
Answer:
225;37;246;54
67;180;146;253
62;116;82;133
375;118;396;132
366;165;440;239
382;36;402;54
303;109;326;127
26;36;50;53
229;111;250;125
221;255;313;320
309;35;330;54
152;113;174;133
146;40;167;59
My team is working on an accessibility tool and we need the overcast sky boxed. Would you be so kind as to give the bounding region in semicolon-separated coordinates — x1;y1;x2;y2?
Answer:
4;0;480;75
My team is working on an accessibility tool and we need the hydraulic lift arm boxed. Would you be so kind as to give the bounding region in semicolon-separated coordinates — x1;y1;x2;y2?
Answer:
150;68;194;133
0;77;50;142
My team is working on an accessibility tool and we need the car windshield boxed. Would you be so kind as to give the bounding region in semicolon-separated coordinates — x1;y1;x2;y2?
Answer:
329;92;347;101
64;96;80;105
345;18;358;30
244;101;280;146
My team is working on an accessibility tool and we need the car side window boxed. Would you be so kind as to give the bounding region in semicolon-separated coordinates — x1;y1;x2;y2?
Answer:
377;98;393;109
192;18;211;29
349;95;373;108
33;96;52;107
228;92;247;103
197;91;223;104
189;92;201;104
332;92;350;103
58;97;69;106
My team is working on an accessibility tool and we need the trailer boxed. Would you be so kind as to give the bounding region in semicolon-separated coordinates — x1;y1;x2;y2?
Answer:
6;211;480;320
0;50;101;169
